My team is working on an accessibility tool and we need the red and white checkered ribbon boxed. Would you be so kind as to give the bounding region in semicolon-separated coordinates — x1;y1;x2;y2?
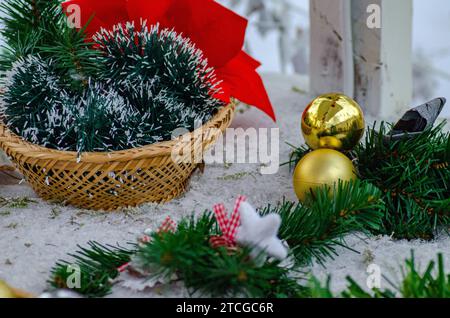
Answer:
157;216;177;234
139;216;177;244
211;196;246;247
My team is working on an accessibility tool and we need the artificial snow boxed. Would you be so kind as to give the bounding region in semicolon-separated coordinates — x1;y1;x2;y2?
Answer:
0;74;449;297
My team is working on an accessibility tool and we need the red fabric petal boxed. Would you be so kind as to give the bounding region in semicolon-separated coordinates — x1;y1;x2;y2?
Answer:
126;0;172;27
127;0;247;68
239;51;262;69
217;51;275;121
62;0;129;37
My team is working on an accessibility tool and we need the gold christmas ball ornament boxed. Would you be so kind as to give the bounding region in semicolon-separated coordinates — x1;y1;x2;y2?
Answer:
0;280;34;298
301;93;365;151
293;149;357;202
0;280;16;298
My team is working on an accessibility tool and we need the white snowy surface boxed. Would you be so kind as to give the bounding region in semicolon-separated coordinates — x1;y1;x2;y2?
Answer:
0;74;449;297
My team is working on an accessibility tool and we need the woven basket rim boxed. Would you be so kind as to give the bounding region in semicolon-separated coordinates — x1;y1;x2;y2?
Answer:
0;102;236;163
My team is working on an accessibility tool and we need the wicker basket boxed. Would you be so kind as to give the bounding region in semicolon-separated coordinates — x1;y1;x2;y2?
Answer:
0;103;235;211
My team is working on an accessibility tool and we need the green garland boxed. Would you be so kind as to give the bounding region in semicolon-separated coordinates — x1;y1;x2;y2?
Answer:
94;22;222;118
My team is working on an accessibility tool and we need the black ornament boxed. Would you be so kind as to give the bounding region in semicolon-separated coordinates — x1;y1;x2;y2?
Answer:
385;97;446;142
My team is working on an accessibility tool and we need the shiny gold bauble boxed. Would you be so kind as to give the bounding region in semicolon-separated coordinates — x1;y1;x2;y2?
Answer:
293;149;357;202
0;280;34;298
301;93;365;151
0;280;16;298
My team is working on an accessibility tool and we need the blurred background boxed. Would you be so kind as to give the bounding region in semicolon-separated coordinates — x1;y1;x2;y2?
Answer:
219;0;450;117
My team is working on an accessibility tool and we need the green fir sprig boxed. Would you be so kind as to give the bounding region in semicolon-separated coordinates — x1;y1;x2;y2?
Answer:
307;252;450;298
262;180;383;266
354;122;450;240
0;0;99;85
0;0;60;71
49;242;135;298
133;213;306;298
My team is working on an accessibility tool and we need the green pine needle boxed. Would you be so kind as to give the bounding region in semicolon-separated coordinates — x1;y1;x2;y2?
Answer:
308;252;450;298
263;180;383;266
0;0;93;80
354;122;450;240
133;213;306;298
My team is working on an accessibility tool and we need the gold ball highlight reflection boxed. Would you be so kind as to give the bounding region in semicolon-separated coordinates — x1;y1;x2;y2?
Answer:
293;149;357;202
301;93;365;151
0;280;17;298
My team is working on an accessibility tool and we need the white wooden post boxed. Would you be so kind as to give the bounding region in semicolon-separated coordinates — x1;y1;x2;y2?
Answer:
310;0;354;97
352;0;413;118
310;0;413;119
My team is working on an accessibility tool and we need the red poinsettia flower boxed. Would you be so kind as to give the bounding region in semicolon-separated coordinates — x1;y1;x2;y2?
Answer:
62;0;276;120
